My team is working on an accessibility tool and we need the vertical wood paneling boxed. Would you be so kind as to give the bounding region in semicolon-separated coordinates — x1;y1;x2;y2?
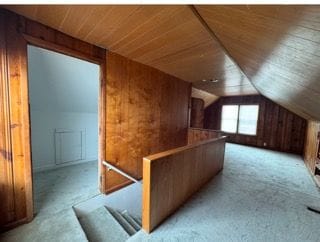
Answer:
0;9;107;230
204;95;307;154
0;10;15;229
142;136;226;233
190;97;204;128
98;57;107;193
105;52;191;193
0;9;33;230
304;121;320;174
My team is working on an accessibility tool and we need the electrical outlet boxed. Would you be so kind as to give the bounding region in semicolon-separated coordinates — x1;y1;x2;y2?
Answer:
263;142;267;147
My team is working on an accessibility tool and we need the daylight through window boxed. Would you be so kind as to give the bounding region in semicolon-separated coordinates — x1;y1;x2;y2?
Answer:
221;105;259;135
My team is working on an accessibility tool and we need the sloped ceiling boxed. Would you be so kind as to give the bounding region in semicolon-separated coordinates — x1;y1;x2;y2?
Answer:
4;5;320;120
191;87;218;108
28;45;99;113
195;5;320;120
4;5;257;98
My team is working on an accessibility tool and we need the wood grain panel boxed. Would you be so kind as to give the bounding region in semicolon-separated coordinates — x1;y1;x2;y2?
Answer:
304;121;320;174
3;5;258;96
0;9;33;230
190;97;204;128
105;52;191;193
195;5;320;120
0;8;107;230
188;128;223;144
0;11;15;230
204;95;307;154
142;136;226;232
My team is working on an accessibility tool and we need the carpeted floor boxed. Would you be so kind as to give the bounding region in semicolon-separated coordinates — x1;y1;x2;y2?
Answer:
2;144;320;242
129;143;320;242
0;160;99;242
33;160;99;217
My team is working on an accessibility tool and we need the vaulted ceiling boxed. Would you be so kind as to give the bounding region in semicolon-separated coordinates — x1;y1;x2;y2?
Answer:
4;5;320;120
195;5;320;120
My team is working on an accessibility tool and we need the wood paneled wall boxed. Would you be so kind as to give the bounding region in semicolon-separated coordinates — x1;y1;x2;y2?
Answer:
204;95;307;155
142;136;226;233
0;8;107;230
0;9;33;231
0;8;191;229
105;52;191;193
190;97;204;128
304;121;320;174
188;128;223;144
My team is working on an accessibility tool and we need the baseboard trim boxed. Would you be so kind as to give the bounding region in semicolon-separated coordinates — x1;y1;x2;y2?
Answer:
1;217;29;233
33;159;98;173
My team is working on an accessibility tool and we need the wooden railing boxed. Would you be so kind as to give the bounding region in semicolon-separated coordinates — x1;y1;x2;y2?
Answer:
142;136;226;233
188;127;225;144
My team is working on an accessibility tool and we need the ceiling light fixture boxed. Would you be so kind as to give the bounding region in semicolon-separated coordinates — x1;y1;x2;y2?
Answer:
202;79;207;82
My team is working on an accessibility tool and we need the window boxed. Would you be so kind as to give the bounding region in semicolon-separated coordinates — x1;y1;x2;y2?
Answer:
238;105;259;135
221;105;239;133
221;104;259;135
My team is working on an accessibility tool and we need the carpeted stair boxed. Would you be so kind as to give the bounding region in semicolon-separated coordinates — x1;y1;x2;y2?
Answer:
77;206;141;242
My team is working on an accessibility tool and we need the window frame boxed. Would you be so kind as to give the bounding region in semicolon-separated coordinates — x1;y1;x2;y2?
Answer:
220;104;259;136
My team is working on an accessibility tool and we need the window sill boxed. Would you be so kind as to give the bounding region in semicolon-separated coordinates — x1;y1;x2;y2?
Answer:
222;131;257;137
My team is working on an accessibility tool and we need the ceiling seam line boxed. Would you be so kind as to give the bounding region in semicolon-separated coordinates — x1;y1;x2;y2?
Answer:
188;5;261;95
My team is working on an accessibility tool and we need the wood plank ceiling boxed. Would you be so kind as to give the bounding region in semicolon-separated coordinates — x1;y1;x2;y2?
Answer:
195;5;320;120
4;5;257;97
4;5;320;120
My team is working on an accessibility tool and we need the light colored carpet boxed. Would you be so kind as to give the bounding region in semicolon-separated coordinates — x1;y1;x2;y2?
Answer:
79;207;129;242
2;144;320;242
129;143;320;242
0;209;87;242
0;160;99;242
33;160;99;217
74;182;142;219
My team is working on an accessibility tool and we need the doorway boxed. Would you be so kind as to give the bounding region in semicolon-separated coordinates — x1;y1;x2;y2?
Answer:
27;45;101;216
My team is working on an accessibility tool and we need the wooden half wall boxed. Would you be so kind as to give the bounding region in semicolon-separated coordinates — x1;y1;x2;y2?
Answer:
142;136;226;233
204;95;307;155
105;52;191;193
188;128;223;144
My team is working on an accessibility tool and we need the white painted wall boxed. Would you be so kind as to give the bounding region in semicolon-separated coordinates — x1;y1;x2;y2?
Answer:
27;46;99;172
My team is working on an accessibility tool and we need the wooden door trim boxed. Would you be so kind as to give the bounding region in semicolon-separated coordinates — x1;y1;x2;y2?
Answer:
22;34;104;65
0;10;33;230
22;34;107;193
0;13;16;230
